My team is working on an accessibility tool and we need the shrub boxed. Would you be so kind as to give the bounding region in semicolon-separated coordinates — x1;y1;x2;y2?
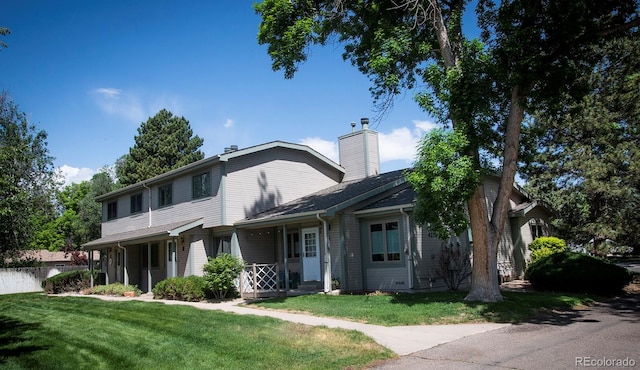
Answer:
203;253;244;299
42;270;91;294
529;236;567;262
436;243;472;291
90;282;142;296
152;275;208;301
524;251;633;296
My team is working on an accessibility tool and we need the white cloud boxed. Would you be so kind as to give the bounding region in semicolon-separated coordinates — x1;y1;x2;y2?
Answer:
299;137;339;162
92;87;145;123
224;118;234;128
58;165;95;186
378;119;439;162
95;87;121;99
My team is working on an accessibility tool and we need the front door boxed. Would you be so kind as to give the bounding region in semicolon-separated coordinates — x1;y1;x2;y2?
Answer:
301;227;321;281
167;240;177;278
116;249;122;282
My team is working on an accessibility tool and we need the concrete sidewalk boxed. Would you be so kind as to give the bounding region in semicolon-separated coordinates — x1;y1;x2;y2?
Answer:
84;293;509;356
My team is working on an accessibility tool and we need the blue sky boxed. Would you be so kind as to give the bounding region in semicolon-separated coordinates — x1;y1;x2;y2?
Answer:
1;1;438;185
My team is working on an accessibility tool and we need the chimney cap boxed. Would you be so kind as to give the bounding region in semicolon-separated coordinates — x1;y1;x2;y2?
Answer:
361;117;369;130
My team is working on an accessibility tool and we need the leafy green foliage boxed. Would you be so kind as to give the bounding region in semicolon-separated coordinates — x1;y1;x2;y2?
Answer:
42;270;91;294
202;253;244;299
0;27;9;51
116;109;204;187
522;34;640;254
405;129;478;238
528;236;567;262
525;252;633;296
0;92;58;257
90;282;142;296
152;276;209;301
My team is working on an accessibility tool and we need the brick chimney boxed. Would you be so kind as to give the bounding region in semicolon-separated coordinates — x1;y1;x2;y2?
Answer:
338;118;380;181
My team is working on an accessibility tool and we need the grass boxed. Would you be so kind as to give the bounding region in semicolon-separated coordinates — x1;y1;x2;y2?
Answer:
0;293;394;369
248;291;596;326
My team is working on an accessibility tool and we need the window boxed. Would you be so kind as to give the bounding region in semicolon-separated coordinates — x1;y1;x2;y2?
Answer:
530;219;545;239
370;221;401;262
107;201;118;220
287;232;300;258
130;193;143;214
142;243;159;269
158;184;173;207
192;172;211;199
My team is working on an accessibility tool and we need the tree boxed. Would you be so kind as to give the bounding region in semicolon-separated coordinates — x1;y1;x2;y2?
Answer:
116;109;204;187
522;34;640;256
0;27;9;51
32;171;116;251
255;0;639;301
0;92;59;259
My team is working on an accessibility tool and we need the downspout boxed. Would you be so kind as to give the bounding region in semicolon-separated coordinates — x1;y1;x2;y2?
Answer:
400;208;414;289
142;183;152;228
316;213;331;293
117;243;128;286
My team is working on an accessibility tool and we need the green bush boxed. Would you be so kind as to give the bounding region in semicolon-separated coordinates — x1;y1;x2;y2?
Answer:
529;236;567;262
152;275;208;301
203;253;244;299
90;282;142;296
42;270;91;294
524;251;633;296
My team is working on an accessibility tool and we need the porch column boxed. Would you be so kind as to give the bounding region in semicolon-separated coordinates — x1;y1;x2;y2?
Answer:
283;225;289;290
147;242;152;293
89;250;94;287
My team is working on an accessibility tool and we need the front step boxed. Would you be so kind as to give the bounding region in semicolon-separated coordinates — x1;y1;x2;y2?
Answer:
297;281;322;291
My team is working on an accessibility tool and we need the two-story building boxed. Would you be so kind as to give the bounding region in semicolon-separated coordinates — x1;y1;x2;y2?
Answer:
84;119;551;294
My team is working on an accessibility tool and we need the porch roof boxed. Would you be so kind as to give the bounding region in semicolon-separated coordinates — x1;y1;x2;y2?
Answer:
82;218;204;249
235;169;408;227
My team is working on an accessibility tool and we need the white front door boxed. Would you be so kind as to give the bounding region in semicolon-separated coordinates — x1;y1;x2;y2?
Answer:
302;227;321;282
167;241;177;278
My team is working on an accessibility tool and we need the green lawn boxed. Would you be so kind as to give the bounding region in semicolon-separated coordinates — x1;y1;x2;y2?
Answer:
0;293;394;370
248;291;595;326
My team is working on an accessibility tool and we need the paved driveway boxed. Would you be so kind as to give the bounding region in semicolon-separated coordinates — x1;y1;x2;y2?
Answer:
372;294;640;369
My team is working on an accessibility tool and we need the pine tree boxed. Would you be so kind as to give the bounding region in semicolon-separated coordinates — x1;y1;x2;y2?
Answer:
116;109;204;186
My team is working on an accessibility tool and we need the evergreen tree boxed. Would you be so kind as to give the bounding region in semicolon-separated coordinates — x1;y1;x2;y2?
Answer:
116;109;204;186
523;34;640;255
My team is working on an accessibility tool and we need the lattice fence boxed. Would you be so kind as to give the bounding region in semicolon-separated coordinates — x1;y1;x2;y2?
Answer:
239;263;280;299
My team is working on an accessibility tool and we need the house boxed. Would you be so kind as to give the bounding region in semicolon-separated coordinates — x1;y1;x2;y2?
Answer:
83;118;551;294
14;249;98;270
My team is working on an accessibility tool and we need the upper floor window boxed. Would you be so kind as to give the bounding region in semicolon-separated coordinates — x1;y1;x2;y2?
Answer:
158;184;173;207
107;201;118;220
192;172;211;199
370;221;401;262
130;193;143;214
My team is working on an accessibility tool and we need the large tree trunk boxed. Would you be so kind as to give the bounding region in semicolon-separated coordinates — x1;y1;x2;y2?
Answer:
465;85;525;302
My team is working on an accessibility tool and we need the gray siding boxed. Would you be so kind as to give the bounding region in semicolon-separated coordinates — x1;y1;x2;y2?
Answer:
238;227;277;264
366;267;409;290
343;213;363;291
338;129;380;181
225;148;341;223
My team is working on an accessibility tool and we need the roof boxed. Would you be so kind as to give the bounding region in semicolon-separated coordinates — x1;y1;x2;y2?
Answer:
354;185;416;214
236;169;408;227
96;141;344;201
83;218;204;249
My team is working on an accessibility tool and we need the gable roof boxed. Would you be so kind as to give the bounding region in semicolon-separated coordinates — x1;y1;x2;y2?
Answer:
96;141;344;202
235;169;408;227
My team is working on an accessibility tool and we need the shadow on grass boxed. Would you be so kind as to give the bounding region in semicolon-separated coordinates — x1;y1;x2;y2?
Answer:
0;315;49;364
387;291;597;325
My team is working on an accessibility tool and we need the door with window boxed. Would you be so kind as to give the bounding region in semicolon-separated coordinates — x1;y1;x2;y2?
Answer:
167;241;177;278
301;227;321;281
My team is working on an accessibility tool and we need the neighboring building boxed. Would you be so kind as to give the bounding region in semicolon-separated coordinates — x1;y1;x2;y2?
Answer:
84;119;551;293
19;250;98;270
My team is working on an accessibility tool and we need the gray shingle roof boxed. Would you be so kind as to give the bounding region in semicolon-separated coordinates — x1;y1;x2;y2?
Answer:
239;169;409;224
